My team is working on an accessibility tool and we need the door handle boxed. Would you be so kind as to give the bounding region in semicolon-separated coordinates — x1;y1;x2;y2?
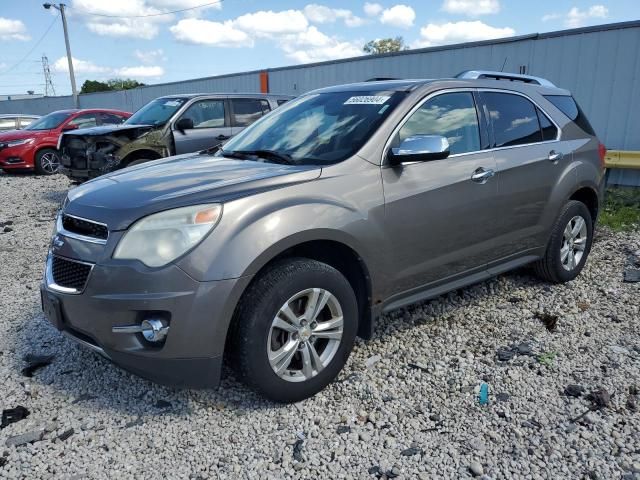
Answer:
216;135;230;140
471;167;495;184
548;150;563;162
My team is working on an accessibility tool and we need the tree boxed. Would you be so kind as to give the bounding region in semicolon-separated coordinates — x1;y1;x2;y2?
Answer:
80;80;111;94
363;37;407;55
80;78;146;94
106;78;146;90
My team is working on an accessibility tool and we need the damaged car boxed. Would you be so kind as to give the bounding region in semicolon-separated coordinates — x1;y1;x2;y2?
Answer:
59;93;292;181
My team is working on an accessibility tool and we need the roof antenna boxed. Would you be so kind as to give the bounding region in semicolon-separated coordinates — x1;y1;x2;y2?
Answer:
500;57;508;72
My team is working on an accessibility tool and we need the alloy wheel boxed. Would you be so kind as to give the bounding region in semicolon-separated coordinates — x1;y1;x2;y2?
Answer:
267;288;344;382
560;215;588;271
40;152;60;174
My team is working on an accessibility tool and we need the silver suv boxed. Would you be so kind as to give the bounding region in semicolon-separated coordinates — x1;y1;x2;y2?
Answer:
41;71;606;402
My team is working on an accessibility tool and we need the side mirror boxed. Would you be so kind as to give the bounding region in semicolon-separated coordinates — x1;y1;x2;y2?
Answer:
175;117;194;134
388;135;450;165
61;124;78;131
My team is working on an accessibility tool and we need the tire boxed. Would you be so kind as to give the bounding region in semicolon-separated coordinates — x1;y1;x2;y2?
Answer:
230;258;358;403
34;148;60;175
533;200;594;283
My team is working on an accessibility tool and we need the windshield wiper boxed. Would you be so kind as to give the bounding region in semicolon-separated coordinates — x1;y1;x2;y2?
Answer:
199;142;223;155
224;149;294;165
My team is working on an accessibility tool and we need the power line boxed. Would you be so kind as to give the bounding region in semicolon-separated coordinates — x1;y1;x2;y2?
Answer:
70;0;224;18
1;13;60;76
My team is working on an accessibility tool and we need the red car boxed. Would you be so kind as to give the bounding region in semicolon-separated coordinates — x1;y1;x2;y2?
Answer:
0;108;131;175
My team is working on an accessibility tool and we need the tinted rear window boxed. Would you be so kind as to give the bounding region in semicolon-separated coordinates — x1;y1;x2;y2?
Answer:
544;95;595;136
483;92;542;147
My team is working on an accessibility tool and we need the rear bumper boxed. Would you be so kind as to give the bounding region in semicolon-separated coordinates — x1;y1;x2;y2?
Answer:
41;256;252;388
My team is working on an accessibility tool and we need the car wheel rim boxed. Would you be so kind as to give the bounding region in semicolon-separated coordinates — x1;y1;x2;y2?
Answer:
560;215;587;271
267;288;344;383
41;152;60;173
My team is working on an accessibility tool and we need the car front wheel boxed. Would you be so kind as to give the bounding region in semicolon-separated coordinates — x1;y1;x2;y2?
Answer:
34;148;60;175
230;258;358;403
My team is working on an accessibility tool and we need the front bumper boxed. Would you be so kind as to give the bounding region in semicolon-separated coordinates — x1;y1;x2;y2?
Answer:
41;254;251;388
0;146;32;170
59;165;102;181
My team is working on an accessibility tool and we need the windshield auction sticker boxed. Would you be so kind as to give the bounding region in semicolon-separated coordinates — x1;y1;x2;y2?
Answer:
344;95;390;105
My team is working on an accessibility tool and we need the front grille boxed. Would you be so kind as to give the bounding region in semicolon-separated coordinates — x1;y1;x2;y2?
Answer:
51;256;92;291
62;214;108;240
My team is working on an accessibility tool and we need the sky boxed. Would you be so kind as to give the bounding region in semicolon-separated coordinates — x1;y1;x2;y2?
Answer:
0;0;638;96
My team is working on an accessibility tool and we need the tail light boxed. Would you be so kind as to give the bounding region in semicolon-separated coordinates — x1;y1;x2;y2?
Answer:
598;142;607;169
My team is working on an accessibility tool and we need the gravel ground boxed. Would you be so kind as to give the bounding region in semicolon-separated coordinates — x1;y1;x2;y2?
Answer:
0;172;639;480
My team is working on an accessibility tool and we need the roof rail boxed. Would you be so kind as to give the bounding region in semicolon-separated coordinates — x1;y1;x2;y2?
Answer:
455;70;556;88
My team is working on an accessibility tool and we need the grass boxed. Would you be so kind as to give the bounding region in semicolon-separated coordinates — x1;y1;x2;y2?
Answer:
599;187;640;232
537;351;556;367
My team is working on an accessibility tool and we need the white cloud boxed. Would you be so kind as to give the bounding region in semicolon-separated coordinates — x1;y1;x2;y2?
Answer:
170;18;253;47
115;65;165;77
413;20;515;47
0;17;30;41
133;49;166;64
52;56;164;78
543;5;608;28
52;57;110;74
167;8;362;64
441;0;500;16
86;20;161;40
364;2;383;17
234;10;309;36
380;5;416;28
280;26;361;63
303;4;364;27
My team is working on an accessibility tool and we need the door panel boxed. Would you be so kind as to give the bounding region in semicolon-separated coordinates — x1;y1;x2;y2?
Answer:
382;91;499;295
382;152;498;294
479;91;572;261
174;98;231;154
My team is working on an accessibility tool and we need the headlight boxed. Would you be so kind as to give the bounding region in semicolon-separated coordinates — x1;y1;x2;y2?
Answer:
6;138;34;147
113;204;222;267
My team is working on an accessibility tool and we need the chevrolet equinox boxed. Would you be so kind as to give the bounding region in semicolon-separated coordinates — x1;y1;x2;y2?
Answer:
41;71;606;402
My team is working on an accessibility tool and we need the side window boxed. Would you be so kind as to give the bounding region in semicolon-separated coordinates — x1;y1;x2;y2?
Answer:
537;108;558;141
19;117;36;128
399;92;481;155
100;113;127;125
232;99;267;127
68;113;98;129
276;99;289;106
483;92;542;147
180;99;225;128
544;94;595;136
0;118;16;130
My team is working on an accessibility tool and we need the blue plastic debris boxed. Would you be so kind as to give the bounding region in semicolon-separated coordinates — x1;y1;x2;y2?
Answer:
478;383;489;405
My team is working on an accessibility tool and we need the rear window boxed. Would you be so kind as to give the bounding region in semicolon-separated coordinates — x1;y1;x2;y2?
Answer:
544;95;595;136
483;92;542;147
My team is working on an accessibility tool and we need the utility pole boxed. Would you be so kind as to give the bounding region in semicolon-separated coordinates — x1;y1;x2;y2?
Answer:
42;55;56;97
43;3;78;107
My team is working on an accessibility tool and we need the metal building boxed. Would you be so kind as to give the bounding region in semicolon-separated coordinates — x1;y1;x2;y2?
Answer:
1;20;639;183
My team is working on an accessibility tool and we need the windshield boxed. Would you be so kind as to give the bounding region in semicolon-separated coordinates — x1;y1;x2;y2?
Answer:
218;90;406;165
25;111;72;130
126;97;188;126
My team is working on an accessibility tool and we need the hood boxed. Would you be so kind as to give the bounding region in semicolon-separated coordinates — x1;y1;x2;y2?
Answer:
65;153;321;230
0;129;46;142
63;123;155;137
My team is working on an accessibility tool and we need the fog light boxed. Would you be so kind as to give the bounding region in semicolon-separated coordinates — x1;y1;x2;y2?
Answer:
141;319;169;342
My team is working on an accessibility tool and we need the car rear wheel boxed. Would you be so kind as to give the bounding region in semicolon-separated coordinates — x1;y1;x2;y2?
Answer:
534;200;594;283
230;258;358;403
34;148;60;175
